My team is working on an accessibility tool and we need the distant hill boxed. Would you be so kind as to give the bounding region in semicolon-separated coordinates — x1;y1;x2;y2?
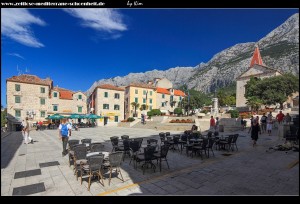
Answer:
86;13;299;96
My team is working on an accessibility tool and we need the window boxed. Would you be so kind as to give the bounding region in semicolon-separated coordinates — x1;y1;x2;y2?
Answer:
179;96;182;101
150;91;152;96
78;94;82;99
114;105;120;110
40;98;45;105
149;99;152;104
53;105;58;111
78;106;82;113
15;96;21;103
103;104;109;109
149;106;152;110
40;111;45;117
115;93;120;99
162;94;165;99
41;87;45;93
15;110;21;117
53;92;58;97
161;102;165;107
135;98;138;103
143;98;146;103
135;89;138;94
15;84;20;91
143;90;147;95
114;116;118;122
104;92;108;98
170;95;174;102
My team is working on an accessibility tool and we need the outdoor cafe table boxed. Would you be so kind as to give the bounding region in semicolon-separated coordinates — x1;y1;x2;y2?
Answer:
86;151;109;160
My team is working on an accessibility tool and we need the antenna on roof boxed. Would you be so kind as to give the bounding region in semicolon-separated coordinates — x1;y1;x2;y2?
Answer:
17;65;23;75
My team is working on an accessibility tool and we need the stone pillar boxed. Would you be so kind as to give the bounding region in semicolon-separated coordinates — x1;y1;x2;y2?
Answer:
211;98;219;117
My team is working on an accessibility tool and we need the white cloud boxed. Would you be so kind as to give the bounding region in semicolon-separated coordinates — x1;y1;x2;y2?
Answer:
63;8;127;34
8;53;25;60
1;8;46;48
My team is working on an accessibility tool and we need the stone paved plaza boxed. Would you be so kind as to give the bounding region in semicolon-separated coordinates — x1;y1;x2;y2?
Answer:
1;126;299;196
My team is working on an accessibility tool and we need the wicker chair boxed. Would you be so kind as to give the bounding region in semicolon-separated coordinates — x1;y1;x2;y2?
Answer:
80;154;105;190
103;151;124;186
153;144;170;172
73;145;87;180
90;143;105;152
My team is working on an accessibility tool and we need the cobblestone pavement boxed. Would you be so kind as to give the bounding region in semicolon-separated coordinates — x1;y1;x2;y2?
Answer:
1;126;298;196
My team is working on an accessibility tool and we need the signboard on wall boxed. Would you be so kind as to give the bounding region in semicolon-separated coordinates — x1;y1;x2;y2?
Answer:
63;110;72;113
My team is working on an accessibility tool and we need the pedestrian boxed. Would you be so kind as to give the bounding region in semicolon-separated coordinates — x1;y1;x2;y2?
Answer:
141;114;145;124
210;116;216;131
256;116;261;134
248;116;254;134
251;119;259;147
24;117;33;144
21;119;26;140
284;113;292;124
215;117;219;132
276;111;285;124
266;114;273;136
260;113;267;133
59;118;72;156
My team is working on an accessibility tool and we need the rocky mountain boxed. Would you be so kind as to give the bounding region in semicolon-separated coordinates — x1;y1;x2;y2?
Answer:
86;13;299;96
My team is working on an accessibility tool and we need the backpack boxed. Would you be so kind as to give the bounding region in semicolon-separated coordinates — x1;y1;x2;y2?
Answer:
61;124;69;137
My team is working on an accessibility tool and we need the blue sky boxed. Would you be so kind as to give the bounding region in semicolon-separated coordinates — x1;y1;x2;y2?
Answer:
1;8;298;107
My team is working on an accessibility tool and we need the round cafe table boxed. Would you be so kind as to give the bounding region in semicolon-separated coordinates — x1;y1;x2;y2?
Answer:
86;151;109;160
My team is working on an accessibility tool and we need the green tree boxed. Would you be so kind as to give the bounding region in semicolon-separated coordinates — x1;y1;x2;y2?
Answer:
131;102;140;117
245;74;299;109
174;108;183;116
1;105;7;127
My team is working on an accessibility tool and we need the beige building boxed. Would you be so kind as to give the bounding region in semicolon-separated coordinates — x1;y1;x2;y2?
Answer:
236;46;282;109
6;74;87;130
6;75;53;130
48;86;87;117
88;84;124;126
124;78;185;119
124;83;156;119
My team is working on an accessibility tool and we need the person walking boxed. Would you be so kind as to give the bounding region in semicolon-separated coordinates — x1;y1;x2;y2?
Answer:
251;119;259;147
266;114;273;136
59;118;72;156
260;113;267;134
215;117;219;132
210;116;216;131
284;113;292;124
248;116;254;134
276;111;285;124
24;117;33;144
21;119;26;140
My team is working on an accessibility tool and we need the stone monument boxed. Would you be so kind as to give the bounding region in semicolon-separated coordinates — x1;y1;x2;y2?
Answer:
211;90;219;117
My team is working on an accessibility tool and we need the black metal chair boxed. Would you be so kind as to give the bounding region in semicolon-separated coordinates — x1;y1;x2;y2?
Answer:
129;140;140;168
192;138;208;159
159;132;166;145
178;134;188;153
103;151;124;186
110;136;120;152
73;145;87;180
206;138;215;158
230;134;239;151
68;143;83;167
90;143;105;152
121;135;130;140
80;154;105;190
153;144;170;172
136;146;156;174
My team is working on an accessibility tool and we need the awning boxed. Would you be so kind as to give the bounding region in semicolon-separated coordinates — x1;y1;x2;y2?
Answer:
6;116;22;124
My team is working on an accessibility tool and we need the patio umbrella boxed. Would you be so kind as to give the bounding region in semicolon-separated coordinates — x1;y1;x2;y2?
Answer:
86;114;102;119
69;113;81;119
48;113;65;120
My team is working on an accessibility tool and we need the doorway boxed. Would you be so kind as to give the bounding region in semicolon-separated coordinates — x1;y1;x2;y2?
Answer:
104;117;108;126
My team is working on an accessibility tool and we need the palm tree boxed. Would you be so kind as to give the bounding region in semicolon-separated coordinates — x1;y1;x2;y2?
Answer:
139;104;148;111
131;102;140;117
246;96;263;114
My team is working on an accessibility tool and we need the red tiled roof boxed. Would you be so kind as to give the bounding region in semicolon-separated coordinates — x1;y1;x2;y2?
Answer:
6;74;52;86
249;45;264;68
156;87;170;95
97;84;125;91
174;90;186;97
59;90;73;100
52;87;73;92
